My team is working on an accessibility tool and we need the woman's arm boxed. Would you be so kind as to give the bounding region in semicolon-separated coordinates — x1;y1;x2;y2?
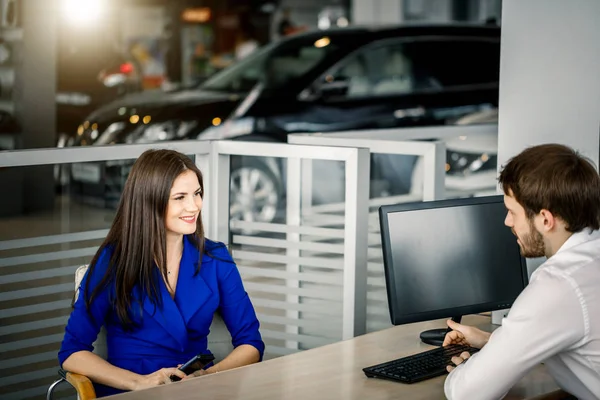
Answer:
192;344;260;377
59;251;187;391
210;243;265;363
63;351;186;390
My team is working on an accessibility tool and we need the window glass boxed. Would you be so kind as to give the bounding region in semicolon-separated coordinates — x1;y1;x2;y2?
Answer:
406;40;500;87
324;42;439;98
322;38;500;98
202;39;340;92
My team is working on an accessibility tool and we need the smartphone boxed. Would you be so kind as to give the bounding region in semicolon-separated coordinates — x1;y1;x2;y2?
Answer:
170;353;215;382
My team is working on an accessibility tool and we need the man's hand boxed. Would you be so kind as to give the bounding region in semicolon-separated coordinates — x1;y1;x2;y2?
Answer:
443;319;491;349
446;351;471;373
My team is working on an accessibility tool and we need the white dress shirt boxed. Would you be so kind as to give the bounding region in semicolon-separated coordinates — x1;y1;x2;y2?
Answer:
444;229;600;400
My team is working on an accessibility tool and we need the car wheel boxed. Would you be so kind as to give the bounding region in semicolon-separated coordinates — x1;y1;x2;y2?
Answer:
229;158;281;230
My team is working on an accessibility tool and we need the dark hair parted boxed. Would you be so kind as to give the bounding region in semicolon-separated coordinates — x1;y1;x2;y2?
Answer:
85;149;206;329
499;143;600;232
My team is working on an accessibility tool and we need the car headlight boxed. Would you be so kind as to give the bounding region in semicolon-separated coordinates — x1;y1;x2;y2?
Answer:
126;120;198;144
446;150;497;176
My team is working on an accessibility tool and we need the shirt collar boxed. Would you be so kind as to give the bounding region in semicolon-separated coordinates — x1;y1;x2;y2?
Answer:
555;228;600;255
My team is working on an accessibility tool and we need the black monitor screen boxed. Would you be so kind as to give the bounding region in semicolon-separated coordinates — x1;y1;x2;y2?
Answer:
380;195;528;325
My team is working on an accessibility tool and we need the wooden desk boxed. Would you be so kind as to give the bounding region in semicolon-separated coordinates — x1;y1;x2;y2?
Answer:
109;315;559;399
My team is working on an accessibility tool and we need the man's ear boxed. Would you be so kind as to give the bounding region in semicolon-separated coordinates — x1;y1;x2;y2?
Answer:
538;209;556;232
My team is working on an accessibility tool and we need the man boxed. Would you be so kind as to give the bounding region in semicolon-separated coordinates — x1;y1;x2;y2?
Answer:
443;144;600;400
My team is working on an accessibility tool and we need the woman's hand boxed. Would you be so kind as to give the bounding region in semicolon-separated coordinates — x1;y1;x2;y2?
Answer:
192;369;211;377
132;367;186;390
182;368;213;380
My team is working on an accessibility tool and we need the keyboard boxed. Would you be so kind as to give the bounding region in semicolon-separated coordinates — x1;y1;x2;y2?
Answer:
363;344;480;384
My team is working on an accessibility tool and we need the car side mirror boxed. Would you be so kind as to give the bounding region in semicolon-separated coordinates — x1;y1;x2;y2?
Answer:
298;76;350;102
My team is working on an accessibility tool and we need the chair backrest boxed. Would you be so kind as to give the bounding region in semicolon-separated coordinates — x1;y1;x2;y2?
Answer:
74;265;233;362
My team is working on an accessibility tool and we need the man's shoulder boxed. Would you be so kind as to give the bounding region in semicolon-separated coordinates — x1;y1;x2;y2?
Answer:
527;254;598;318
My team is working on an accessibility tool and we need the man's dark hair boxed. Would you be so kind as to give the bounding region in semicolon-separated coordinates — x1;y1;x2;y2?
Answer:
499;143;600;232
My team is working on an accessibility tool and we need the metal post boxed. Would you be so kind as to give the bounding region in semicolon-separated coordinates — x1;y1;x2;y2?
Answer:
195;152;211;238
422;141;446;201
210;142;231;244
285;157;301;350
14;0;58;213
342;147;370;338
301;159;313;215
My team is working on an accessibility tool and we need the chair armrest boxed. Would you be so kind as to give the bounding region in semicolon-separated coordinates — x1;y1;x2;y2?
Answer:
58;368;96;400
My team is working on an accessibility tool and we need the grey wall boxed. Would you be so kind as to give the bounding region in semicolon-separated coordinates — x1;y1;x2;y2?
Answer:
497;0;600;169
14;0;57;150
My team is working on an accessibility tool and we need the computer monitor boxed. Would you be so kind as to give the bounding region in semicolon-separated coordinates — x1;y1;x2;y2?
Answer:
379;195;528;346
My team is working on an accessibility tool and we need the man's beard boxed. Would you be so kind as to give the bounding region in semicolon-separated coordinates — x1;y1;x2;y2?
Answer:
515;219;546;258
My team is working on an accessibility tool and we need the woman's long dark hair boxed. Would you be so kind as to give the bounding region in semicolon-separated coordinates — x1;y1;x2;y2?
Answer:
84;149;206;330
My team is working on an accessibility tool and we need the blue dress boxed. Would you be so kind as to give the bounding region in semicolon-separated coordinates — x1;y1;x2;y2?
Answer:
58;237;264;397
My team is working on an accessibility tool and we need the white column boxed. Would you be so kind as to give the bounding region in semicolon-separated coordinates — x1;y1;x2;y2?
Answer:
493;0;600;324
497;0;600;169
13;0;58;213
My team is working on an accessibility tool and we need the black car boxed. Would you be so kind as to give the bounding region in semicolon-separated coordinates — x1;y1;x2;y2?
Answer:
69;24;500;222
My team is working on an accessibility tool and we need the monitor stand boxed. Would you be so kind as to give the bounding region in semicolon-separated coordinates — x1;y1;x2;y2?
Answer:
419;316;462;346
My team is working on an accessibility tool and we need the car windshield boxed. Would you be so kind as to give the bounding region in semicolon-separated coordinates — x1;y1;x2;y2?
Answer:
200;36;341;93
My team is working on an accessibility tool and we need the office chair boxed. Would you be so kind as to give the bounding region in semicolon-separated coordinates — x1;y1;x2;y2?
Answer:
46;265;234;400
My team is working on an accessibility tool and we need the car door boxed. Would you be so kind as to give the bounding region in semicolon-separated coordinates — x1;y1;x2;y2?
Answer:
287;36;500;133
398;37;501;125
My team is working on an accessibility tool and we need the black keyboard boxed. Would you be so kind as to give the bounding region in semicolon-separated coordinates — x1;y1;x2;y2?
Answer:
363;344;480;384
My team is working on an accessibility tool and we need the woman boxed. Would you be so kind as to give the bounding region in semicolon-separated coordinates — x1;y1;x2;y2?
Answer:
59;149;264;397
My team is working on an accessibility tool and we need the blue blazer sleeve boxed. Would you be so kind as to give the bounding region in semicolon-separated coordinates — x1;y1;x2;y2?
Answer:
58;248;112;367
210;243;265;360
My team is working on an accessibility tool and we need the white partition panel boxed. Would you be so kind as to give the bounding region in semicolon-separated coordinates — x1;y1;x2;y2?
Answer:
211;141;370;355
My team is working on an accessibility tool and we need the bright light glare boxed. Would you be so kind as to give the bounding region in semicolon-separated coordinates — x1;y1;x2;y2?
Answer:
62;0;103;26
314;37;330;48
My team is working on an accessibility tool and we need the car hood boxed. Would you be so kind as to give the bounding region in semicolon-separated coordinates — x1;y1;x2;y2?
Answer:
86;88;242;122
